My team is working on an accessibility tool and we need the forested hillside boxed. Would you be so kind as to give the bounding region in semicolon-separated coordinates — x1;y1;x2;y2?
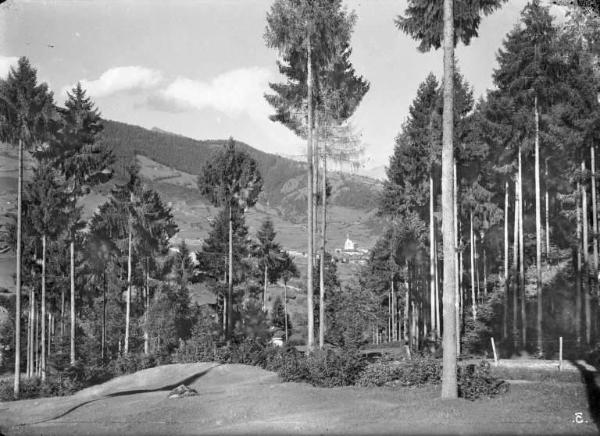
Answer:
99;120;380;214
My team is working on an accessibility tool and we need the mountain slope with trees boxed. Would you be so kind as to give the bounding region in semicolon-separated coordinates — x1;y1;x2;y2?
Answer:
99;119;380;215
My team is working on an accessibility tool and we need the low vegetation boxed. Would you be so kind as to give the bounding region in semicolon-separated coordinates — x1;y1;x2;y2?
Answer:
0;341;510;402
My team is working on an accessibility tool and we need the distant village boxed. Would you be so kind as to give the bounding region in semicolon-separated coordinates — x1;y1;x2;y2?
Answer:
287;234;369;266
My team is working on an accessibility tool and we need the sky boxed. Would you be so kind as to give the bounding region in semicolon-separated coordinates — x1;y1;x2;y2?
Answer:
0;0;566;175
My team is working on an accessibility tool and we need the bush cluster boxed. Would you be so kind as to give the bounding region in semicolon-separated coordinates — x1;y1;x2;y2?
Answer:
1;340;509;404
0;377;45;401
275;348;366;387
357;356;508;400
457;360;509;401
0;352;161;402
357;355;441;387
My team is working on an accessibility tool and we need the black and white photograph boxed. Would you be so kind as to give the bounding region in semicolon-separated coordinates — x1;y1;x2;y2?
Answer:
0;0;599;434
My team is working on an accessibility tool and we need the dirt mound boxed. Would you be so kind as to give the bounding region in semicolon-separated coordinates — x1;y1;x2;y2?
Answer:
74;362;219;399
0;363;595;435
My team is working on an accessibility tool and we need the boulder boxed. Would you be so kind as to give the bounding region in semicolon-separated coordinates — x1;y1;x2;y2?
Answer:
167;384;198;399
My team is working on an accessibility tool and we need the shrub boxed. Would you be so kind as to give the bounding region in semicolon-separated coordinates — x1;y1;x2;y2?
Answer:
356;360;400;387
357;355;441;388
111;352;158;375
0;377;56;401
277;349;366;387
308;349;366;387
395;355;442;386
260;346;296;372
173;339;218;363
226;338;269;365
457;360;509;401
0;379;13;401
277;350;310;383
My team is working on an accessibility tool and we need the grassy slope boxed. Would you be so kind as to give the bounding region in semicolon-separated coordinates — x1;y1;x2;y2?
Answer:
0;363;596;435
100;119;381;213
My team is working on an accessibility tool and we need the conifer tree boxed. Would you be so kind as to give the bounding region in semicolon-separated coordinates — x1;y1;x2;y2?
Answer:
198;139;262;339
25;163;68;380
397;0;506;399
83;219;116;361
265;0;359;351
481;1;567;353
279;251;299;342
48;82;112;364
196;209;251;286
253;219;285;311
0;57;55;397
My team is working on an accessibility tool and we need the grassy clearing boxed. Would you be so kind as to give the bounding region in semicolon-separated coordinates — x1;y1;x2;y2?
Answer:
0;363;596;435
491;365;584;382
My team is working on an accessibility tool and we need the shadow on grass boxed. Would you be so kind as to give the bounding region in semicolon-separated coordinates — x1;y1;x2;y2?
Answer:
570;359;599;431
17;363;221;427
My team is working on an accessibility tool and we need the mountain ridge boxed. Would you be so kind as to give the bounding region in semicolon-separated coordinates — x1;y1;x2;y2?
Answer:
99;119;382;216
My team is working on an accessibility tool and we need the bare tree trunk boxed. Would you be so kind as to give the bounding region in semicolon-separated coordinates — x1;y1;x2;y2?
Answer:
392;279;397;341
504;181;509;340
70;239;76;365
124;217;132;354
102;272;106;361
534;97;543;355
475;231;480;304
305;42;315;353
14;139;23;397
223;269;227;333
430;173;436;338
518;145;526;347
144;264;149;354
263;264;268;312
228;205;233;339
441;0;457;399
513;179;519;348
387;289;392;342
27;289;33;378
545;158;551;262
435;229;440;339
319;154;327;349
576;179;583;346
411;300;416;349
422;264;428;341
284;281;288;342
582;160;591;345
454;162;460;355
47;313;51;362
591;146;599;325
470;210;477;322
404;262;410;344
60;288;64;342
41;235;46;381
34;302;39;376
459;227;464;349
482;233;487;299
31;292;35;377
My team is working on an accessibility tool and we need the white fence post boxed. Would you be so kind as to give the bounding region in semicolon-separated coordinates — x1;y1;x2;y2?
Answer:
491;337;498;367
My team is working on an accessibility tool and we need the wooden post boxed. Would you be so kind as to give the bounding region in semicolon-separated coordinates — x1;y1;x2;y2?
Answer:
558;336;563;371
491;337;498;367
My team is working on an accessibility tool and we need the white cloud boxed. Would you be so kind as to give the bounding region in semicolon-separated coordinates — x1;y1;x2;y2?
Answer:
154;67;272;120
64;66;163;98
148;67;306;154
0;55;19;79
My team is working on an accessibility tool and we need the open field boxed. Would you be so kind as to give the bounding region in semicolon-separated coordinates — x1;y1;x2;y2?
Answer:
0;362;597;435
